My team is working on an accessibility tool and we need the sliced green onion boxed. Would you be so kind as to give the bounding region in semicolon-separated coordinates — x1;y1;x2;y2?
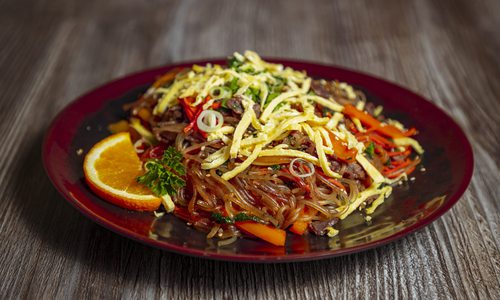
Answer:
209;86;232;99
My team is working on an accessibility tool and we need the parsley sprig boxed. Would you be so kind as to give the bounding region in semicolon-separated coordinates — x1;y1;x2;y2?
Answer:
137;147;186;196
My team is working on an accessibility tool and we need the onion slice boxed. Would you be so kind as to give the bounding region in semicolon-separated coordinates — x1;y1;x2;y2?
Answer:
197;110;224;132
289;158;315;178
133;138;150;154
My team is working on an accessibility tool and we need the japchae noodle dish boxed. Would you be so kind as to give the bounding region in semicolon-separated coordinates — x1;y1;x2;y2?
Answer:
89;51;424;246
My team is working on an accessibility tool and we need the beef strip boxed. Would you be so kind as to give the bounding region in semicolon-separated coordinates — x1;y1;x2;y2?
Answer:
252;103;261;118
152;128;177;144
310;80;332;99
310;80;356;105
343;162;366;180
159;105;186;123
330;159;366;180
310;218;339;236
226;96;244;114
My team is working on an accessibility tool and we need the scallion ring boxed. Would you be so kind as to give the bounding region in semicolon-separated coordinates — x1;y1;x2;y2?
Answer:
197;110;224;133
289;158;315;178
133;138;150;154
209;86;232;99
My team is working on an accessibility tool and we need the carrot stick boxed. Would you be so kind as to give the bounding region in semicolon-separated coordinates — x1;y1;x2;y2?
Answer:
369;133;396;148
384;158;420;178
289;221;309;235
343;105;405;138
404;166;416;176
403;127;417;137
326;129;358;162
384;159;411;174
236;221;286;246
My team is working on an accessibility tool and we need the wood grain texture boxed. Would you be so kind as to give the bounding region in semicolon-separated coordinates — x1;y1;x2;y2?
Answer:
0;0;499;299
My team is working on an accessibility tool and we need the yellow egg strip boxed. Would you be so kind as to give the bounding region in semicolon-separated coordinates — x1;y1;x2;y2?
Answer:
201;147;230;169
229;105;254;158
258;149;319;164
303;95;344;112
154;81;184;115
222;144;263;180
393;137;424;154
366;186;393;214
339;183;391;219
301;123;316;141
316;127;333;148
355;153;385;183
314;132;341;178
326;112;344;130
260;91;302;121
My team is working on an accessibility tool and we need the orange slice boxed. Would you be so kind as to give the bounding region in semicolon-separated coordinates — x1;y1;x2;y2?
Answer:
83;132;161;211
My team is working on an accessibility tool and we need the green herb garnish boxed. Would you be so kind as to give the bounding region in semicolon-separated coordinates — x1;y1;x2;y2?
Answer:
266;92;280;104
234;213;261;222
211;212;261;224
136;147;186;196
263;79;285;108
270;165;281;171
244;87;261;102
228;78;239;94
211;212;234;224
228;56;243;70
364;142;375;159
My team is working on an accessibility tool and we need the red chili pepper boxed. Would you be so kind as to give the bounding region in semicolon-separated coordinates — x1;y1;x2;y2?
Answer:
283;169;310;192
211;101;222;109
180;96;212;138
179;96;197;121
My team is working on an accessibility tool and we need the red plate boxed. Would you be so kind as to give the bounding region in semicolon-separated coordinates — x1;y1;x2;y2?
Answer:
42;59;473;262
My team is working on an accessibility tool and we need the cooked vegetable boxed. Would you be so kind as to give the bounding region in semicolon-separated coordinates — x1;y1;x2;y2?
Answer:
364;142;375;159
289;221;309;235
236;221;286;246
289;158;315;178
343;104;405;138
196;110;224;132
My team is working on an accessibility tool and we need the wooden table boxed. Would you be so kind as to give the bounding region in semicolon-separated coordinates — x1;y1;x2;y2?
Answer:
1;0;498;298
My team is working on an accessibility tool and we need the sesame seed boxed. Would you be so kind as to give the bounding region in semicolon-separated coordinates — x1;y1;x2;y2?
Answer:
76;148;83;156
